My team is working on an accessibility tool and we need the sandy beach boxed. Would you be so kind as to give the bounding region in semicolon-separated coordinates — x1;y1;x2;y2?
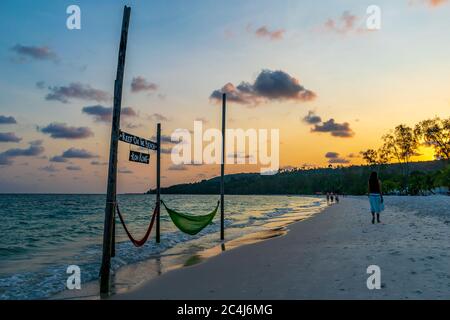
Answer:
114;196;450;300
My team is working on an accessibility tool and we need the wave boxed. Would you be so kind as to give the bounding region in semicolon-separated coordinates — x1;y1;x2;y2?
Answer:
0;194;326;299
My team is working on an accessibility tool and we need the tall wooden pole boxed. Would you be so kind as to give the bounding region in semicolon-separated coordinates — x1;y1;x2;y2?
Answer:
220;93;226;241
156;123;161;243
111;209;115;257
99;6;131;295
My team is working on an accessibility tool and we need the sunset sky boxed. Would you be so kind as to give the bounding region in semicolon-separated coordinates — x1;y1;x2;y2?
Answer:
0;0;449;193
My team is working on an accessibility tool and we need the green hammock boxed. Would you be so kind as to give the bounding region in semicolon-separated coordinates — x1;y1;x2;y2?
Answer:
161;200;220;235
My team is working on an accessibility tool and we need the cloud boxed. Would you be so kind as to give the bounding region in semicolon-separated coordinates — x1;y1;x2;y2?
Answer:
323;11;361;34
0;140;45;165
347;153;360;158
302;111;355;138
328;158;350;164
0;132;22;143
160;148;172;154
126;122;146;130
40;165;59;173
250;69;316;100
325;152;350;164
0;115;17;125
426;0;448;6
36;81;46;89
227;152;255;162
60;148;98;159
82;105;137;123
49;155;68;163
211;83;250;104
160;134;177;144
91;160;108;166
131;76;158;93
302;111;322;124
311;119;355;138
325;152;340;159
168;165;188;171
11;44;58;63
40;123;94;139
210;69;316;105
121;108;138;117
150;134;177;145
82;105;111;122
148;113;168;122
45;83;110;103
30;140;43;146
66;165;82;171
253;26;285;40
411;0;448;7
149;133;178;154
118;167;133;174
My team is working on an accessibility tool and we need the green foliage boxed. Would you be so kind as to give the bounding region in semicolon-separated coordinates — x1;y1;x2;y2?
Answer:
437;165;450;188
361;149;378;166
358;117;449;194
407;171;436;195
415;117;450;160
151;161;448;196
382;180;401;194
382;124;419;174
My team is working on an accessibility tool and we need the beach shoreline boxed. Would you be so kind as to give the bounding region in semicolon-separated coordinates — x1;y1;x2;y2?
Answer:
49;195;325;300
113;196;450;300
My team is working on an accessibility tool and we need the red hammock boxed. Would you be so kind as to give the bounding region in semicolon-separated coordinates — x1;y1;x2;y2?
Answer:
116;203;159;247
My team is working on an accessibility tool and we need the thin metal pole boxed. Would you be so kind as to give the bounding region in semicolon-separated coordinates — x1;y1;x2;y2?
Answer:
220;93;226;241
156;123;161;243
99;5;131;295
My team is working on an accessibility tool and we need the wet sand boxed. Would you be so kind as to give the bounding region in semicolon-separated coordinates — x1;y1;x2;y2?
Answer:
114;196;450;299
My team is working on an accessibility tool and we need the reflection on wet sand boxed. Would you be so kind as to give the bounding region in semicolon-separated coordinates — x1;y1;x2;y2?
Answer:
183;228;287;267
201;228;285;261
153;210;319;277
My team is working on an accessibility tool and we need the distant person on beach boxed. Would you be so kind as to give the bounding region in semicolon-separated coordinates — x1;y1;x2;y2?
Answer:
368;171;384;224
330;193;334;203
326;192;330;204
335;194;339;203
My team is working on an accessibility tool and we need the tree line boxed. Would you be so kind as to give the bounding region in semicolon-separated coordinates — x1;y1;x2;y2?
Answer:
360;117;450;194
150;160;449;196
150;117;449;196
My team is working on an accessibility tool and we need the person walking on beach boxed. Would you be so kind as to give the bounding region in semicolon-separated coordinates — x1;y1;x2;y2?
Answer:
326;192;330;204
368;171;384;224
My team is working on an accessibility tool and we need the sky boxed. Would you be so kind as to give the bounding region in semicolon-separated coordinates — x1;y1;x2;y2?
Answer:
0;0;449;193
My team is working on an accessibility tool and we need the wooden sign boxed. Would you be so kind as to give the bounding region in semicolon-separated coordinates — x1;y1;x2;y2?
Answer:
119;130;158;150
129;150;150;164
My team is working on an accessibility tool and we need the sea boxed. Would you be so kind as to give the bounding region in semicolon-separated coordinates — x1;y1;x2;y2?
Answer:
0;194;327;300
